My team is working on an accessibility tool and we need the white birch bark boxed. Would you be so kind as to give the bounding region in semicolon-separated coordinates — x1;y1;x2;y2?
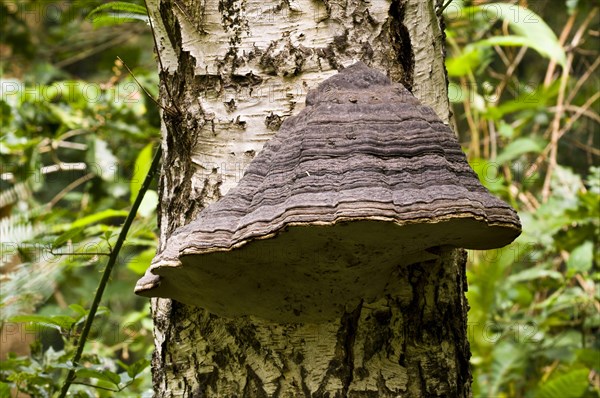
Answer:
147;0;470;395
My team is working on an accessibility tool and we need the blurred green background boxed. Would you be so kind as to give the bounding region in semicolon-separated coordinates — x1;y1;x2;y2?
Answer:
0;0;598;396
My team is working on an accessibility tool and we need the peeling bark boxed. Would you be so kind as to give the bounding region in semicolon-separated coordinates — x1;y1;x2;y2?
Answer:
148;0;470;396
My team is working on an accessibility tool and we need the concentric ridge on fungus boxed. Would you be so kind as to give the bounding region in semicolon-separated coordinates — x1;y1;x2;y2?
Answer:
136;62;521;322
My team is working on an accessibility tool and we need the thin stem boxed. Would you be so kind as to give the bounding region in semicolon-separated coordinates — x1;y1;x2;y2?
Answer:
526;91;600;187
565;136;600;157
72;380;136;392
437;0;454;16
118;56;165;112
556;92;600;139
488;119;497;160
543;13;576;87
50;250;111;256
461;76;479;158
541;8;597;202
494;45;528;103
48;173;95;209
143;0;182;116
566;56;600;104
58;146;161;398
548;104;600;125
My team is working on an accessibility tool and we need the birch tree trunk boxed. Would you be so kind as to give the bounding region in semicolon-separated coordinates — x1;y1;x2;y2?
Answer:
147;0;472;395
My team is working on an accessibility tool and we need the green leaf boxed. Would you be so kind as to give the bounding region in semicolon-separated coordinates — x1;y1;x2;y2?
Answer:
127;358;150;378
487;340;525;397
68;304;87;317
447;82;464;103
127;247;156;275
46;103;83;129
0;382;10;397
67;209;128;230
104;230;115;241
138;189;158;218
487;80;560;119
0;100;13;126
10;314;75;332
446;44;485;77
89;13;149;28
88;1;147;16
576;349;600;369
96;306;111;317
495;137;545;165
75;367;121;387
468;158;506;194
472;4;566;66
93;138;118;182
52;210;127;247
537;368;589;398
121;304;150;324
131;143;154;204
498;121;514;139
508;267;563;283
567;241;593;273
87;2;148;28
52;226;85;248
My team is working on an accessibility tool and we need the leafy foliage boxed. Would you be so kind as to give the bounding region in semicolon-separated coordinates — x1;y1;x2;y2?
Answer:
1;0;156;395
87;2;149;28
445;1;599;397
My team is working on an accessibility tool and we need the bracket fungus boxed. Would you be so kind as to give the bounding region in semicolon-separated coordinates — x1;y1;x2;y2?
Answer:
135;62;521;322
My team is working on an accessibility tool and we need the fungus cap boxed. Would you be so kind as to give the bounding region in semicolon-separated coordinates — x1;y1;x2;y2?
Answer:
135;62;521;322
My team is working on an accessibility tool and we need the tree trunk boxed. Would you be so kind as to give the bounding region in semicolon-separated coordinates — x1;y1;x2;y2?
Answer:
147;0;472;395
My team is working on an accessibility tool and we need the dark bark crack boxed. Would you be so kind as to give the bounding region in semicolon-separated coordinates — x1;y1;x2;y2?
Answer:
340;300;363;397
388;0;414;90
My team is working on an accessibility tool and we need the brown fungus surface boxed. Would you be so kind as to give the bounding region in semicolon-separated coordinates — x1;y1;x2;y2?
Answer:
136;62;521;322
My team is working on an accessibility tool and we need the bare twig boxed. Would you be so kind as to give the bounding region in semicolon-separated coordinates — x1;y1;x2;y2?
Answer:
548;104;600;125
461;77;480;158
541;9;597;202
495;46;528;102
48;173;95;208
526;91;600;185
117;56;165;112
543;13;576;87
564;136;600;157
556;92;600;139
566;53;600;104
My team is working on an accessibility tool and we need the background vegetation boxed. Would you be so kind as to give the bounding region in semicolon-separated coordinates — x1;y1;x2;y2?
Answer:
0;0;597;396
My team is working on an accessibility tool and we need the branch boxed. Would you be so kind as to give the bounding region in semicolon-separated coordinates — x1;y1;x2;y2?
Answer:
58;145;161;398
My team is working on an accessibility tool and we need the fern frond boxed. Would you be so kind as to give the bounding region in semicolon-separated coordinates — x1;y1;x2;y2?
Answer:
0;180;33;209
0;216;36;248
0;260;61;322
